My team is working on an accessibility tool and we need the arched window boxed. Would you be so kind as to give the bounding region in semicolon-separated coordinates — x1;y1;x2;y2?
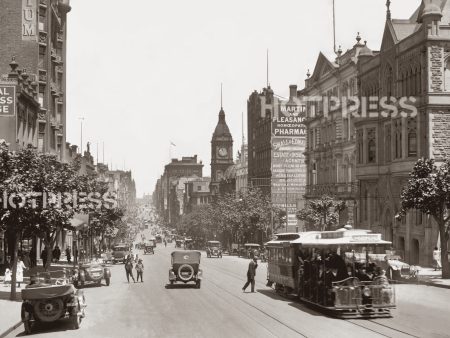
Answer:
445;59;450;91
368;139;376;163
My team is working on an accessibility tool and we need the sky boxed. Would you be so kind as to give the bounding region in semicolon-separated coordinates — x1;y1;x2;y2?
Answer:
66;0;419;197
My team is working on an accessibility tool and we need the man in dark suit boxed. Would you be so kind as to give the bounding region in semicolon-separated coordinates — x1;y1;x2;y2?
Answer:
242;257;258;292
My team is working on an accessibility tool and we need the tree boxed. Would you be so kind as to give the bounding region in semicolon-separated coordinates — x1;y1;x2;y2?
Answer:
0;143;89;299
398;158;450;278
296;195;346;231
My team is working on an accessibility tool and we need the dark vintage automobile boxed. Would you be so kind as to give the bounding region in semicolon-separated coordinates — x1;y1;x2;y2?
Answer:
206;241;222;258
21;275;86;334
175;239;183;248
184;238;194;250
144;240;156;255
112;244;130;264
169;251;202;288
71;262;111;288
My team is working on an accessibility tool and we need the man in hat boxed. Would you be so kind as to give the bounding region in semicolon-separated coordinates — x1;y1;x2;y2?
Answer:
135;258;144;282
242;257;258;293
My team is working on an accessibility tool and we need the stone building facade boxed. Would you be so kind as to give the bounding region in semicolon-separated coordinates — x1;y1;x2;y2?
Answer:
355;1;450;266
299;35;367;228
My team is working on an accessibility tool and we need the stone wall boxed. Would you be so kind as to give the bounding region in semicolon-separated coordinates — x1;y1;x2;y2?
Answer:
431;110;450;160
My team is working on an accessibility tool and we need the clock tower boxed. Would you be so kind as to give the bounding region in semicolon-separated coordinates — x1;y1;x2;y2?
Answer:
210;106;233;195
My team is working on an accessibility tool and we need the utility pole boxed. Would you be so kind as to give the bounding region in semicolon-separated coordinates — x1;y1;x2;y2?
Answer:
78;117;85;154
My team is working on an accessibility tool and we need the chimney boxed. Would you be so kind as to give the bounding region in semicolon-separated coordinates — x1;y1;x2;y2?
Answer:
289;85;297;100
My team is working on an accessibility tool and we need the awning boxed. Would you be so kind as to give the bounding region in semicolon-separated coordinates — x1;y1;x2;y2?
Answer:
70;213;89;230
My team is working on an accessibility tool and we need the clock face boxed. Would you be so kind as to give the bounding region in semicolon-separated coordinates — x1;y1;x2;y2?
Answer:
218;147;228;157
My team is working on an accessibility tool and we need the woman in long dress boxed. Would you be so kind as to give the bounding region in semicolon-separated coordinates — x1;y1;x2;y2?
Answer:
16;257;26;288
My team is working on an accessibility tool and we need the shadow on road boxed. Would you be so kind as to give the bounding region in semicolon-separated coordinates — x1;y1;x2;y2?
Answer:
165;283;198;289
256;289;321;317
15;318;78;337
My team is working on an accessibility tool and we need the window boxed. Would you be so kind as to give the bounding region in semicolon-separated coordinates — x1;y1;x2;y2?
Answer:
394;120;402;159
357;130;364;164
416;210;423;225
367;128;376;163
445;59;450;92
385;124;391;163
408;132;417;157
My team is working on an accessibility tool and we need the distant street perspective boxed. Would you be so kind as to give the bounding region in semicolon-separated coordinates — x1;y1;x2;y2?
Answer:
1;0;450;337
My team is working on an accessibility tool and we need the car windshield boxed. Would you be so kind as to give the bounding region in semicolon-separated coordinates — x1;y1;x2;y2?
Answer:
113;246;128;251
208;242;220;247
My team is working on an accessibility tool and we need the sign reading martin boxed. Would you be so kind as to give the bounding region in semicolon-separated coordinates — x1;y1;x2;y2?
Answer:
272;100;306;137
22;0;37;41
0;86;16;116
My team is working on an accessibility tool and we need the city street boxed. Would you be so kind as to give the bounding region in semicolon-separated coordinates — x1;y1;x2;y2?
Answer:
5;244;450;338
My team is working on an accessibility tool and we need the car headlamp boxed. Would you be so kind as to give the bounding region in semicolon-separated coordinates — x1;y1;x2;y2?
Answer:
363;287;371;297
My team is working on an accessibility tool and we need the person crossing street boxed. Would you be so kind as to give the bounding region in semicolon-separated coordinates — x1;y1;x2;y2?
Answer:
242;257;258;293
125;256;136;283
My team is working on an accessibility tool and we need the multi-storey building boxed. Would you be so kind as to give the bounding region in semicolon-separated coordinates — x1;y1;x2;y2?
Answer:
300;35;367;227
183;178;212;214
247;85;306;232
0;0;71;159
355;1;450;266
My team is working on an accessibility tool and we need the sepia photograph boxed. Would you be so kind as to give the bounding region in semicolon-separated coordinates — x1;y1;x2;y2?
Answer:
0;0;450;337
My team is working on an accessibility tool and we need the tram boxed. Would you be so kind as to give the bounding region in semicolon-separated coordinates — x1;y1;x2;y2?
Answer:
266;226;396;318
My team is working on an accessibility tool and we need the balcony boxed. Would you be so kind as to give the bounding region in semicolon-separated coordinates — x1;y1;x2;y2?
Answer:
305;182;358;199
57;31;64;43
50;48;57;60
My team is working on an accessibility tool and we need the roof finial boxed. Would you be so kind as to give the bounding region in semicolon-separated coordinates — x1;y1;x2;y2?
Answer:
386;0;391;20
356;32;361;44
220;83;223;110
306;69;311;78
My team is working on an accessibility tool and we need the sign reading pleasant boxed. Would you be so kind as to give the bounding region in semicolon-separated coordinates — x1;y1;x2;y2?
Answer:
0;86;15;116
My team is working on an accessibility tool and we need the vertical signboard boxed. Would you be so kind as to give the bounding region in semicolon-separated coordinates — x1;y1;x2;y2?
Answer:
271;98;306;231
0;85;16;116
22;0;37;41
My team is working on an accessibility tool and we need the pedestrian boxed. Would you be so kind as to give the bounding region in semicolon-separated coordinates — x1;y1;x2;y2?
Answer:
125;257;136;283
29;248;36;268
135;259;144;282
16;256;26;288
164;239;167;247
242;257;258;293
66;246;71;264
22;252;31;269
41;249;47;268
53;246;61;263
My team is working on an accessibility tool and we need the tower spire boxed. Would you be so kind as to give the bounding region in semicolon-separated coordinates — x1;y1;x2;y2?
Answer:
386;0;391;20
333;0;337;54
266;49;269;87
220;83;223;110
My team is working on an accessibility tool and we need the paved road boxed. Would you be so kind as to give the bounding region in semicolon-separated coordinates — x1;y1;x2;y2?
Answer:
6;244;450;338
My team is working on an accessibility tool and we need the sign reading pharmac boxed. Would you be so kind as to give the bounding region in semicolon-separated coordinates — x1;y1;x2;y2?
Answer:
272;100;306;136
0;86;16;116
22;0;37;41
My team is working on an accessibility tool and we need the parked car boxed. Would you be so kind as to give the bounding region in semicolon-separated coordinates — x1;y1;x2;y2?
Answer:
168;251;202;288
71;262;111;288
383;253;418;281
112;244;130;264
21;274;86;334
206;241;222;258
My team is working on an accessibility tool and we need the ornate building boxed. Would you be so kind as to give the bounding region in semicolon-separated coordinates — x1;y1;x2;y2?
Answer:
0;0;71;159
300;34;367;227
210;105;234;195
355;0;450;266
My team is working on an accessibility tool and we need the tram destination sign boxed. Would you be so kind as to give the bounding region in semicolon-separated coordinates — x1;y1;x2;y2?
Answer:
349;234;382;242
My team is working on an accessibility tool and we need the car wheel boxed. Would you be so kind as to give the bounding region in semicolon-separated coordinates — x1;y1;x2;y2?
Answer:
105;277;110;286
71;315;81;330
387;268;395;280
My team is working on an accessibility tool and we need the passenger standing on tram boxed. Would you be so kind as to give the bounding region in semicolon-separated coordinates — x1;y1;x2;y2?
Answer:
242;257;258;293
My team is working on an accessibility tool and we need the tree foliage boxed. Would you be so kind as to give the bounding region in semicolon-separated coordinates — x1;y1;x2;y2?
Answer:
296;195;346;231
399;158;450;278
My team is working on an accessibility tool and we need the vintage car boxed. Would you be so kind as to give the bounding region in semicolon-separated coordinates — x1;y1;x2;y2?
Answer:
383;252;418;281
155;234;162;243
175;239;183;248
169;251;202;288
184;238;193;250
112;244;130;264
21;274;86;334
206;241;222;258
144;240;156;254
71;262;111;288
239;243;261;259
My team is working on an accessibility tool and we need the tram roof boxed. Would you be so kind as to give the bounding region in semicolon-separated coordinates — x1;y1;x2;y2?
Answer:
291;229;391;247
